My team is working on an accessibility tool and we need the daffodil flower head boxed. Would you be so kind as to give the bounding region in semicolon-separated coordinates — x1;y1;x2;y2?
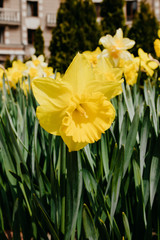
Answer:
32;53;122;152
6;60;27;85
82;47;102;67
154;39;160;58
31;55;47;68
99;28;135;67
138;48;159;76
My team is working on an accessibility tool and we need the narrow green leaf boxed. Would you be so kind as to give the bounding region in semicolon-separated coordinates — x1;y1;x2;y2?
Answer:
150;156;160;207
122;212;131;240
140;107;150;177
123;108;139;176
33;193;60;240
101;134;109;180
83;204;98;240
110;147;124;220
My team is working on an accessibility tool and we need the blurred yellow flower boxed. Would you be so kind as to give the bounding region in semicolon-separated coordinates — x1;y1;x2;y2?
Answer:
32;53;122;151
0;67;4;80
83;47;101;67
138;48;159;76
93;56;123;98
42;66;54;77
119;57;139;85
99;28;135;66
28;67;40;80
154;39;160;58
24;55;53;80
6;60;27;86
31;55;47;67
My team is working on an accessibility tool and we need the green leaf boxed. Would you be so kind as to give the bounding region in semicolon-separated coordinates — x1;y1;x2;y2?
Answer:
150;156;160;207
65;151;83;240
110;146;124;220
33;193;60;240
101;134;109;180
123;108;139;176
82;204;98;240
140;107;150;177
122;212;131;240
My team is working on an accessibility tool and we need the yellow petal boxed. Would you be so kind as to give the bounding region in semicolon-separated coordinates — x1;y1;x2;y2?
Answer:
147;61;158;70
60;133;88;152
32;77;72;107
36;104;66;135
115;28;123;39
138;48;148;61
154;39;160;57
99;35;114;49
122;38;135;50
63;53;94;95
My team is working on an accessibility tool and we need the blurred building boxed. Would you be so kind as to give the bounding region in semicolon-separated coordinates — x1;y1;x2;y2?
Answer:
0;0;60;64
0;0;160;64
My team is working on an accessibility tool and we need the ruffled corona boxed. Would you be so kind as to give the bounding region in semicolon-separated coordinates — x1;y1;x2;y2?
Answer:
60;93;115;151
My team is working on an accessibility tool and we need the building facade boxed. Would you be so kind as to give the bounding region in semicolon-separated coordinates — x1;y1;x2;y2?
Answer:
0;0;60;63
0;0;160;64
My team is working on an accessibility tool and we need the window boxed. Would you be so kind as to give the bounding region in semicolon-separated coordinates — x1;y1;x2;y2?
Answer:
27;29;35;44
27;1;38;17
0;0;3;7
0;27;4;44
126;1;137;21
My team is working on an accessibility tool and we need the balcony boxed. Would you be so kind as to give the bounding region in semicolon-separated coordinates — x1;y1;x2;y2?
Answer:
46;13;57;27
0;8;20;25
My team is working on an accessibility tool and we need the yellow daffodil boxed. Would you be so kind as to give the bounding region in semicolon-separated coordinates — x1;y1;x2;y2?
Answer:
6;60;27;86
93;56;123;98
32;53;122;152
24;55;53;80
12;60;27;72
154;39;160;58
99;28;135;66
31;55;47;68
83;47;102;67
0;66;4;80
42;66;54;77
0;67;15;91
138;48;159;76
119;57;139;85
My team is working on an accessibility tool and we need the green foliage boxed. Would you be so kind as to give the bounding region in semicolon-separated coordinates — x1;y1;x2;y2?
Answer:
49;0;101;73
128;0;159;55
100;0;125;35
34;26;45;57
0;66;160;239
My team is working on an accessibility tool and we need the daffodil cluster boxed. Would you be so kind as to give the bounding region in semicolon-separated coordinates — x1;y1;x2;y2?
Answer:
0;55;54;94
98;28;159;85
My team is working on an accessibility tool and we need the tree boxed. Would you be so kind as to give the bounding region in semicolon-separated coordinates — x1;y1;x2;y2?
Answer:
49;0;101;73
34;26;45;57
128;0;159;56
100;0;125;36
